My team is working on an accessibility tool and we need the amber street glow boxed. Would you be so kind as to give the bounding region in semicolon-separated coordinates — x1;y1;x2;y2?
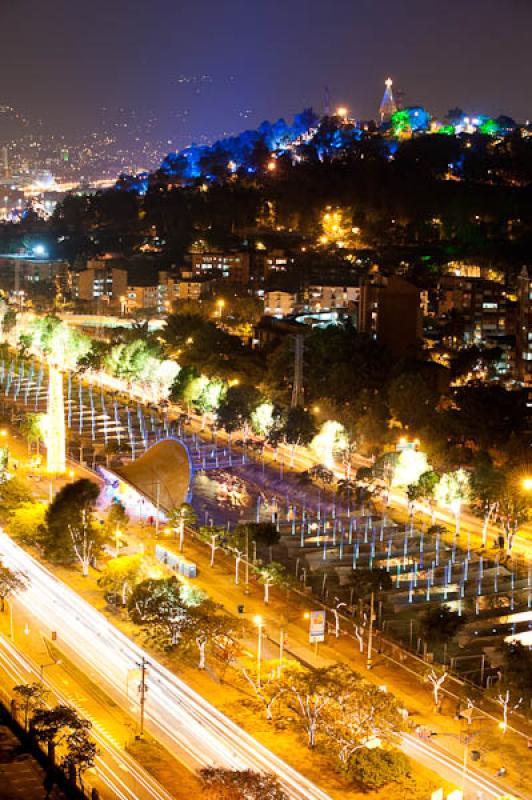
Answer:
0;531;331;800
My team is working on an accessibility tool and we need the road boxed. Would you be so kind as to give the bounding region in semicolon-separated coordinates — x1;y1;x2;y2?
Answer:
1;531;521;800
0;531;332;800
0;632;175;800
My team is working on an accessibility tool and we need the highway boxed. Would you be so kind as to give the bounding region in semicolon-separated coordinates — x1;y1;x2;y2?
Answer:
0;633;175;800
0;530;332;800
0;531;520;800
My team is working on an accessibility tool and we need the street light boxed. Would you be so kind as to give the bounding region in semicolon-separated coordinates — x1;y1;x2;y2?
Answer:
40;659;61;681
217;299;225;318
254;615;263;687
522;477;532;492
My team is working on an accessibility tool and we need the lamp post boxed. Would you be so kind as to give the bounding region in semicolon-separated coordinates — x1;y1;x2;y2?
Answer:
40;659;61;682
254;615;263;687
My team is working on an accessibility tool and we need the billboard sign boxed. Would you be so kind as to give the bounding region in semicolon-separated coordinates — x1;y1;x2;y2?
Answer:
309;610;326;643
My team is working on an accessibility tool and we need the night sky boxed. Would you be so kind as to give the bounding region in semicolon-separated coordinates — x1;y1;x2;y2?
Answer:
1;0;531;146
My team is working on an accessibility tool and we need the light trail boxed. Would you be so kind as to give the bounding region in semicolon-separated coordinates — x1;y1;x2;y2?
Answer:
0;635;175;800
0;531;331;800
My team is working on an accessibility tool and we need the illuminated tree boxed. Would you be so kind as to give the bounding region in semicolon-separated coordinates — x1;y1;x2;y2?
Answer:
322;669;402;765
344;748;410;790
250;402;276;438
178;605;245;671
425;668;448;708
496;689;522;733
309;420;347;470
319;207;355;248
198;768;288;800
241;658;299;720
98;554;148;606
256;562;287;604
434;469;470;535
197;525;225;567
7;501;46;545
392;450;430;489
283;666;338;748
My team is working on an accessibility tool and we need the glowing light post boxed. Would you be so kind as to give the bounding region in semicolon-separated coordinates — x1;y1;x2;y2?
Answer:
46;363;66;476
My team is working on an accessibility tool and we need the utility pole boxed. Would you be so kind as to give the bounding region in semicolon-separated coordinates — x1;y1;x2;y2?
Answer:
366;592;375;670
137;657;149;737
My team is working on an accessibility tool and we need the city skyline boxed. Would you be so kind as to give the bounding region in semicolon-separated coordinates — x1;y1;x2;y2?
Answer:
2;0;532;150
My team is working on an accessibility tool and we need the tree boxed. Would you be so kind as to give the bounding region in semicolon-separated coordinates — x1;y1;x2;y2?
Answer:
284;666;338;748
216;384;262;434
104;498;129;543
239;522;279;562
7;501;46;545
0;476;33;513
241;658;299;721
62;728;98;791
281;407;316;462
19;413;43;454
434;469;470;535
13;683;48;731
344;748;410;789
407;469;439;519
179;605;246;671
388;372;438;431
470;455;504;547
425;668;448;708
321;667;402;765
43;478;102;573
496;478;531;555
167;502;197;552
496;688;523;733
98;554;148;606
128;577;188;650
420;604;465;644
33;705;91;748
197;526;225;567
256;562;287;604
0;560;27;611
198;767;288;800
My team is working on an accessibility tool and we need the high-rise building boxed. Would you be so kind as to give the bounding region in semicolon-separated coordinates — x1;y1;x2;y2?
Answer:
379;77;397;123
516;266;532;385
358;275;422;357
